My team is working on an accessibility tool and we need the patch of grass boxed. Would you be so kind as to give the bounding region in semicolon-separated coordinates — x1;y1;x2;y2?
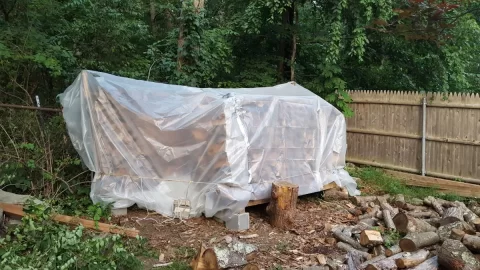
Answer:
351;167;466;202
175;246;197;260
383;230;402;248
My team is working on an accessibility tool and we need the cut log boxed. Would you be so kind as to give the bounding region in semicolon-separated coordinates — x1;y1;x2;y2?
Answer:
439;207;464;226
399;232;440;252
409;198;425;206
437;239;480;270
343;226;353;237
336;242;371;260
408;211;438;219
373;245;386;257
424;217;442;228
436;198;457;208
456;201;479;223
352;219;377;234
451;228;466;241
346;251;364;270
351;195;390;206
473;218;480;231
394;249;429;269
365;252;406;270
404;204;430;212
360;230;384;247
359;206;380;220
392;194;406;209
470;205;480;216
266;181;299;229
383;210;396;230
332;227;368;252
424;196;444;216
347;208;363;217
359;255;386;269
438;221;476;241
462;234;480;253
377;197;399;215
393;212;437;234
385;245;402;257
410;256;438;270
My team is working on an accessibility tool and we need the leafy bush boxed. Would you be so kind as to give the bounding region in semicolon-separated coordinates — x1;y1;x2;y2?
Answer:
0;200;144;270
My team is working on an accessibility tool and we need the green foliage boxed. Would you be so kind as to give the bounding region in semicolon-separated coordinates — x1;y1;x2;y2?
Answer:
0;200;144;270
383;230;401;248
351;167;465;202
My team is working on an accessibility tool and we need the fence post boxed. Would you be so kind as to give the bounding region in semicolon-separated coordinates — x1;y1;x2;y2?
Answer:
421;97;427;176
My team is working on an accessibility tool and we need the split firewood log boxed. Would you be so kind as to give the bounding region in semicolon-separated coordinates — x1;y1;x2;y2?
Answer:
437;239;480;270
410;256;438;270
385;245;402;257
393;212;437;234
394;249;429;269
365;252;406;270
332;227;368;252
450;228;466;241
462;234;480;253
392;194;406;209
399;232;440;252
439;207;464;226
383;210;396;230
360;230;383;247
437;221;476;241
336;242;371;260
424;196;444;216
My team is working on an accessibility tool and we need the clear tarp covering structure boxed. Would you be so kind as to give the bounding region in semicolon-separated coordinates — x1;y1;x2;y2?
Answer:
59;70;359;221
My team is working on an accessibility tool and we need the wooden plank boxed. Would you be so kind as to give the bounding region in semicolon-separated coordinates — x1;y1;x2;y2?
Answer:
0;203;139;238
247;182;338;207
384;170;480;198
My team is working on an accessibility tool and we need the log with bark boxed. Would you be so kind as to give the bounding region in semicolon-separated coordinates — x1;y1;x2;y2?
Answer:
392;194;406;209
360;230;383;247
394;249;429;269
439;207;464;226
377;197;398;215
399;232;440;252
437;221;476;241
383;210;396;230
351;195;389;206
462;234;480;253
351;219;377;234
385;245;402;257
373;245;386;257
424;196;444;216
359;206;380;220
410;256;438;270
359;255;386;269
365;252;406;270
336;242;371;260
266;181;299;229
404;204;430;212
323;187;349;201
332;227;368;252
393;212;437;234
409;211;438;219
437;239;480;270
424;217;442;228
473;218;480;232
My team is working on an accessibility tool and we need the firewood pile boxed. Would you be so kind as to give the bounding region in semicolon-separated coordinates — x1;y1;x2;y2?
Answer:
326;194;480;270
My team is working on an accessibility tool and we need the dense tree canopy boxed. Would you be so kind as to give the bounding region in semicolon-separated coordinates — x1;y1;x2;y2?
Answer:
1;0;479;110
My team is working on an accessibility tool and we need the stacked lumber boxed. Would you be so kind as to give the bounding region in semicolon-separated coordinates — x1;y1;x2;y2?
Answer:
328;194;480;269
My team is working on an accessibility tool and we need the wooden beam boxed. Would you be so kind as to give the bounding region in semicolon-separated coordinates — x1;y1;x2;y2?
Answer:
247;182;338;207
0;203;139;238
385;170;480;198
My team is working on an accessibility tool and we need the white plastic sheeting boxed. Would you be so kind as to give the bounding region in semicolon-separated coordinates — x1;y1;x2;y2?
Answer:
59;70;359;221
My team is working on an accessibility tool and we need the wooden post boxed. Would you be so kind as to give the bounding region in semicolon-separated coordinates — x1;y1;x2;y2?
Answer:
266;181;299;229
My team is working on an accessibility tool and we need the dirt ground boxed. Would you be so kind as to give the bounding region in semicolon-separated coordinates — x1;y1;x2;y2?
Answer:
115;193;358;269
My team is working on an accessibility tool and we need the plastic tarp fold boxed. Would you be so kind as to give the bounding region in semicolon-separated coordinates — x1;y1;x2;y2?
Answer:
59;70;359;221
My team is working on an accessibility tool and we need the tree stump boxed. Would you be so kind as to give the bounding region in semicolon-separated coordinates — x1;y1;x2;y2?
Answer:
399;232;440;252
437;239;480;270
266;181;299;229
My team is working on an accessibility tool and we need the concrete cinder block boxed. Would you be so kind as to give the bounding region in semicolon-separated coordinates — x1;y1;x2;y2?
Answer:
111;208;128;217
225;212;250;231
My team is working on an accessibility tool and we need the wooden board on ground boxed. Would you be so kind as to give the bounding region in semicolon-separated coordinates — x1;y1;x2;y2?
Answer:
385;170;480;198
0;203;139;238
247;182;338;207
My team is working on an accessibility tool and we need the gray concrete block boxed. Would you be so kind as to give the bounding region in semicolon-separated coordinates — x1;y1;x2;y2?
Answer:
225;212;249;231
111;208;128;217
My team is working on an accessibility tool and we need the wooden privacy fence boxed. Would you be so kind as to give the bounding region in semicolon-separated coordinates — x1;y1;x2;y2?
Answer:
346;90;480;184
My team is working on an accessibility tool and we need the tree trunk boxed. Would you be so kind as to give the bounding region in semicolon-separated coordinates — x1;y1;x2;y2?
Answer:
395;249;429;269
437;239;480;270
410;256;438;270
393;212;437;234
385;245;402;257
289;2;297;82
462;234;480;253
150;0;156;34
440;207;464;226
399;232;440;252
266;181;298;229
365;252;406;270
